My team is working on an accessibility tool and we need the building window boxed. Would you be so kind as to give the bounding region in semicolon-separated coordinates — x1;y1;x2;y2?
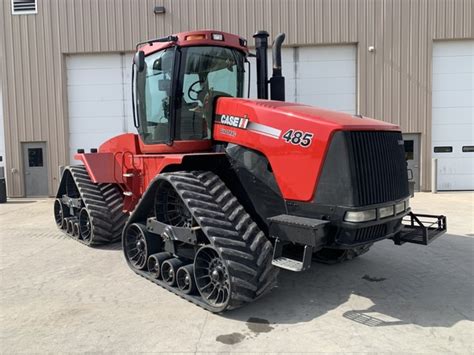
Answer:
11;0;37;15
462;146;474;153
433;146;453;153
404;140;414;160
28;148;43;167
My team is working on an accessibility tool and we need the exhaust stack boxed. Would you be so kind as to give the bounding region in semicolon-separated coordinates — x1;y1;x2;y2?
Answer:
253;30;269;99
270;33;286;101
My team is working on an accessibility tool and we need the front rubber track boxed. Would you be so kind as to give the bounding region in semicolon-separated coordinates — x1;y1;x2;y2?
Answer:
56;165;128;246
124;171;279;312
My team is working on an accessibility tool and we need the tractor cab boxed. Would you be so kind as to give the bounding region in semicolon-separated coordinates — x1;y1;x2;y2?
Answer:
133;31;248;151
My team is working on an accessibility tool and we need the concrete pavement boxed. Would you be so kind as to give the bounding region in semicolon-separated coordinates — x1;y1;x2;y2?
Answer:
0;192;473;353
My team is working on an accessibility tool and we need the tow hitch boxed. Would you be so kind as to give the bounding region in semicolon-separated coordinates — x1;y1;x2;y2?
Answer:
392;212;447;245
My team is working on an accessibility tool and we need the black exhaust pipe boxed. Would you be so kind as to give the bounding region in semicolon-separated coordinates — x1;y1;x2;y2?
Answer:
270;33;286;101
253;30;269;99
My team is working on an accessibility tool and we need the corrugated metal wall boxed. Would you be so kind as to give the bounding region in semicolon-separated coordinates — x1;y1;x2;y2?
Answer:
0;0;473;196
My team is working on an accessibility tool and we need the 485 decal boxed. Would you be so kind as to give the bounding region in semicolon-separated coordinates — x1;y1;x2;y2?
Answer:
282;129;314;147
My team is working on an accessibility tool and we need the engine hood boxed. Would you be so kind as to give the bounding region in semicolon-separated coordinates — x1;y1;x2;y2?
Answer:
213;97;401;202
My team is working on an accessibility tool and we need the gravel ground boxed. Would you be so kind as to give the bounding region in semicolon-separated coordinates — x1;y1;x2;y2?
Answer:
0;192;473;354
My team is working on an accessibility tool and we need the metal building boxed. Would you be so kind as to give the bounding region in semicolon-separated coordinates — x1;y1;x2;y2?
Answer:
0;0;473;197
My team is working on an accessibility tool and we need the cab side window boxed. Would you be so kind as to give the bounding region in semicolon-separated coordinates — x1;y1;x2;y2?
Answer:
136;48;175;144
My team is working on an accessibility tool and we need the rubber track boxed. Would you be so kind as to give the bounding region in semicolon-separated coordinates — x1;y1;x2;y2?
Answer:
125;171;279;312
57;165;128;246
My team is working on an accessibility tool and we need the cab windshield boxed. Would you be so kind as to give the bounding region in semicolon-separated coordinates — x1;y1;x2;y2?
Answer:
135;45;245;144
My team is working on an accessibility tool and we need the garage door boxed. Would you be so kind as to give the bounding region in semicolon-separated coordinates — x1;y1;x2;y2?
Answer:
66;53;134;163
249;45;356;113
432;41;474;190
295;46;356;113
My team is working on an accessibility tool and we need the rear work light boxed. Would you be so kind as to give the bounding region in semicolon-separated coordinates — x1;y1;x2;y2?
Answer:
211;33;224;41
344;209;376;223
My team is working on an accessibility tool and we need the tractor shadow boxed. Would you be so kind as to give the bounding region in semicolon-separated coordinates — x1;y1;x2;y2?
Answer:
225;233;474;328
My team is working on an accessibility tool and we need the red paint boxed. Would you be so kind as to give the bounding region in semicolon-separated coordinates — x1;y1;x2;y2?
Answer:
213;98;400;202
75;133;219;211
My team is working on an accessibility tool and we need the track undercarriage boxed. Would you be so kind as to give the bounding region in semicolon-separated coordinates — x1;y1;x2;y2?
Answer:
122;171;278;312
54;166;128;246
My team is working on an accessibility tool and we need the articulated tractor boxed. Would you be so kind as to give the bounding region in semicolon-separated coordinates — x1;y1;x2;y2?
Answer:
54;30;446;312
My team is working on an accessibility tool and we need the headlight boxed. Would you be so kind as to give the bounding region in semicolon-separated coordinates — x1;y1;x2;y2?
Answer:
344;209;376;223
379;205;395;218
395;201;405;214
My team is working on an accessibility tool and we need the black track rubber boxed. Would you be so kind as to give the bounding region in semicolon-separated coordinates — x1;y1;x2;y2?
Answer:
313;244;372;265
55;165;128;246
124;170;279;312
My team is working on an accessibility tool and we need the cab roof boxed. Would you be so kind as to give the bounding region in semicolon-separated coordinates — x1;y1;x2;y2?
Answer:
139;30;249;56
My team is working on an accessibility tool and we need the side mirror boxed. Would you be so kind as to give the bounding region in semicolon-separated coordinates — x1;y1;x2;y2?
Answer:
134;51;145;72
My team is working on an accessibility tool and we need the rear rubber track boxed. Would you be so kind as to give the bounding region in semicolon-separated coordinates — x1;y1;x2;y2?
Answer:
57;165;128;246
126;170;279;312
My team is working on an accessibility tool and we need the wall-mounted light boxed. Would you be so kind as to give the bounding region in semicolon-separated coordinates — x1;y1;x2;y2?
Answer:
154;6;166;14
368;46;375;52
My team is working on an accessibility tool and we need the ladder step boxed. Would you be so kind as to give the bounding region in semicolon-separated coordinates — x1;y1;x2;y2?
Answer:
271;238;312;272
272;257;307;272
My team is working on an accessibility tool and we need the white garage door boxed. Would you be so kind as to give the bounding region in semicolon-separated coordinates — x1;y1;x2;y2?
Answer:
66;53;134;163
295;46;356;113
432;41;474;190
250;45;356;114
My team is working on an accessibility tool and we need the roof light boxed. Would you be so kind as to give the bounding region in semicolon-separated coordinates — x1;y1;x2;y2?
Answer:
344;209;376;223
212;33;224;41
185;34;206;41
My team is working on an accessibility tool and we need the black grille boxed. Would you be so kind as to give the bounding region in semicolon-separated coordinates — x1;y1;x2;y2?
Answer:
354;224;387;243
347;131;409;206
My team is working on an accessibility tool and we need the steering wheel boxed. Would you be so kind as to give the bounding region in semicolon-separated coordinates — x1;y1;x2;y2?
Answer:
187;80;204;101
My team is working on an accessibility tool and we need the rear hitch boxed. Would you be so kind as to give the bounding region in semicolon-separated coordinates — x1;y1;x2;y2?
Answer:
392;212;447;246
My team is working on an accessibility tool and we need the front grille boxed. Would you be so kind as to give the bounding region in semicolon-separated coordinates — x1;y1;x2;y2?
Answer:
347;131;409;206
354;224;387;243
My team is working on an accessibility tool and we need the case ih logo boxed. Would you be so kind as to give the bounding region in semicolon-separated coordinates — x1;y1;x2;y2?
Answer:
218;114;249;129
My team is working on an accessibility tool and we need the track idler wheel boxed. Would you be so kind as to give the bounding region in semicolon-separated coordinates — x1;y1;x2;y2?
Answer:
176;264;196;295
124;223;160;270
147;252;172;279
54;199;68;229
161;259;185;286
194;246;231;309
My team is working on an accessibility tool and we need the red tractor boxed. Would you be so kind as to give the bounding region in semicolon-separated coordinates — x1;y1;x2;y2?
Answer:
54;30;446;312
